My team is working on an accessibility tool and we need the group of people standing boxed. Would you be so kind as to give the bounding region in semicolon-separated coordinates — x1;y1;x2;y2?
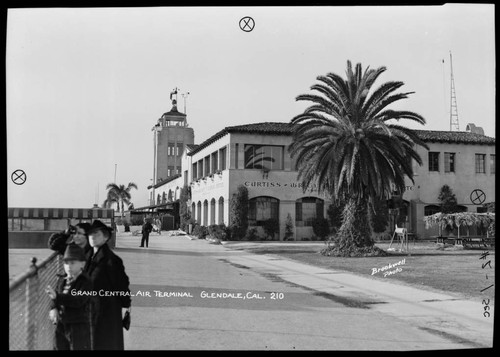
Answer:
46;220;131;350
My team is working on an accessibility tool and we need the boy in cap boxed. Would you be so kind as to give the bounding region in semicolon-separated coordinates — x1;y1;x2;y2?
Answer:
85;220;131;350
45;244;94;350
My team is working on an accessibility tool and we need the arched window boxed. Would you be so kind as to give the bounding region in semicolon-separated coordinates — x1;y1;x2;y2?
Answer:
191;202;196;221
424;205;440;216
296;197;324;226
196;202;201;225
248;196;279;226
203;200;209;226
210;198;216;225
162;192;166;204
157;194;161;205
218;197;224;225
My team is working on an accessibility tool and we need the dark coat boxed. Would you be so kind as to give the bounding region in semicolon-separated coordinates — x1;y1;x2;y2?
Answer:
50;272;94;350
51;272;94;324
85;243;131;350
142;222;153;236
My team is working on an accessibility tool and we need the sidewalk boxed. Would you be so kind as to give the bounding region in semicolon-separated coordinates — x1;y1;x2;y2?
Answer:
116;231;494;349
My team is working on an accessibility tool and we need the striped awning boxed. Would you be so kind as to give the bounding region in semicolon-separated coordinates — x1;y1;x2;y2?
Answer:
8;207;115;219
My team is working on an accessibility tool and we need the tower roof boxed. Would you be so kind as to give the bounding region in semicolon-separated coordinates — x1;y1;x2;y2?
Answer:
160;99;187;122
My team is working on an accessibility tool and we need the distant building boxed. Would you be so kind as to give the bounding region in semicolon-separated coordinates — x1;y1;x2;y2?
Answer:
148;121;495;240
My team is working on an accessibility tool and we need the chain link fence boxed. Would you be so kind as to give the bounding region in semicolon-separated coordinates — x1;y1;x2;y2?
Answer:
9;252;63;350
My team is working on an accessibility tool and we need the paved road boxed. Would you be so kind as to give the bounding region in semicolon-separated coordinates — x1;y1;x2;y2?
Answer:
115;232;493;350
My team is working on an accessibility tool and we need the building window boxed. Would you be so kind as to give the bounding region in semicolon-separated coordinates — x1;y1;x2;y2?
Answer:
203;200;208;226
218;197;224;224
220;147;227;171
177;143;183;156
428;152;439;172
198;159;204;178
295;197;324;226
248;197;279;226
204;156;210;176
211;151;218;173
197;202;201;225
244;145;284;170
192;163;197;181
184;170;188;186
210;198;216;225
424;205;440;216
444;152;455;173
235;143;239;169
490;154;496;174
475;154;486;173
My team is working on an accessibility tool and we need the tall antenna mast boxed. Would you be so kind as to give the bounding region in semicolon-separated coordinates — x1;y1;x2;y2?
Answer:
449;51;460;131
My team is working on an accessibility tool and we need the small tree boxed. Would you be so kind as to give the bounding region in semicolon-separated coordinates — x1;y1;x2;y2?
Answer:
229;185;249;240
438;185;458;214
284;213;294;241
179;185;191;231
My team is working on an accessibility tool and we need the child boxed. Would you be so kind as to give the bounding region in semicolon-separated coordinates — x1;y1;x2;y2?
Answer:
45;244;94;350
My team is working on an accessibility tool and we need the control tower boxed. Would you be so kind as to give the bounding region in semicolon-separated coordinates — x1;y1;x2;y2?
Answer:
152;88;194;187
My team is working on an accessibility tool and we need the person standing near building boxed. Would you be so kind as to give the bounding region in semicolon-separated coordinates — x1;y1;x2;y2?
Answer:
85;220;131;350
140;217;153;247
45;244;94;350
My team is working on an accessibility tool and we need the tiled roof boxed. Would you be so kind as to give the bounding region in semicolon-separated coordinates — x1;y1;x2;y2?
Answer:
188;122;495;155
188;122;294;155
412;130;495;145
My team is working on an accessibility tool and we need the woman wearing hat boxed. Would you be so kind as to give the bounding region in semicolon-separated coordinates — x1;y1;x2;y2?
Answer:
45;244;94;350
48;222;92;256
85;220;131;350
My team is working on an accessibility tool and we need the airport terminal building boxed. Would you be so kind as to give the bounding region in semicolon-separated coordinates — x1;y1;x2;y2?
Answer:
143;100;495;240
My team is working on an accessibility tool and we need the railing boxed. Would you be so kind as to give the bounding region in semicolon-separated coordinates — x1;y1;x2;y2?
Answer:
9;252;63;350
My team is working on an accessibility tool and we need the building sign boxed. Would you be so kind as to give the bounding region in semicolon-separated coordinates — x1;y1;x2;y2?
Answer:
244;181;321;192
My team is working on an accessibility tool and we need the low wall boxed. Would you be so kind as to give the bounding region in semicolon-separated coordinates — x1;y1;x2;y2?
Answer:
8;231;116;249
8;231;56;249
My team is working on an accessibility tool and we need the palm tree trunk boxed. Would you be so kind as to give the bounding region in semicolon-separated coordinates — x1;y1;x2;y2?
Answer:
336;198;374;250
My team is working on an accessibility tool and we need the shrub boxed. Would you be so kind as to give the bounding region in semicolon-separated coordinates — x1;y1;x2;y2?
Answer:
263;219;279;240
192;225;208;239
130;215;145;226
208;224;227;241
312;217;330;240
244;228;259;241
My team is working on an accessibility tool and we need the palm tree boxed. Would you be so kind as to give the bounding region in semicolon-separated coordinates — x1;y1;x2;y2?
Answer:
289;60;428;256
104;182;138;220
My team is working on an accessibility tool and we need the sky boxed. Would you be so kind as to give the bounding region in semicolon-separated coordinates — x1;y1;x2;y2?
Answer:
6;5;496;209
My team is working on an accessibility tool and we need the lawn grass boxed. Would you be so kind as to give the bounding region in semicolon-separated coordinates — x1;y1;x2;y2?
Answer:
235;241;495;303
